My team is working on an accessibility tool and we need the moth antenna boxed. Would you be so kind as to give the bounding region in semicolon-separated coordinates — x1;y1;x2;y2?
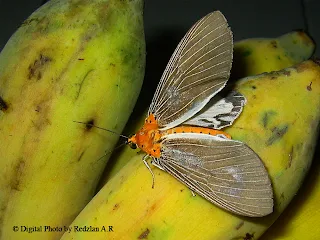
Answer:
73;120;129;140
93;142;127;166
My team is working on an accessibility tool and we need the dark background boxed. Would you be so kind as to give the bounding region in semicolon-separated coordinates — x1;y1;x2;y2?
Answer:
0;0;319;54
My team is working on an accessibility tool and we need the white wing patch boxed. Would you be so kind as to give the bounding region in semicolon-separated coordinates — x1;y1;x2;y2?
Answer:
166;148;204;168
183;91;246;129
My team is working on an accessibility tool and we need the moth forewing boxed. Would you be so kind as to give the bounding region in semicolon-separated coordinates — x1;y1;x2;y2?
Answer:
158;133;273;217
149;11;233;130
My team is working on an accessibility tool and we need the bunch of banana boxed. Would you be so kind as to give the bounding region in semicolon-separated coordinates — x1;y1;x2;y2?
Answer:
0;0;145;239
60;32;320;239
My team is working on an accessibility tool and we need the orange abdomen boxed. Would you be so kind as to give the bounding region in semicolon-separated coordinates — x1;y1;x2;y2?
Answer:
164;126;231;139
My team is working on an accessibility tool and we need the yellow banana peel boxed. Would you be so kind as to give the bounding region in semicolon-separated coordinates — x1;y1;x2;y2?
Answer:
0;0;145;239
61;60;320;240
260;141;320;239
232;30;315;78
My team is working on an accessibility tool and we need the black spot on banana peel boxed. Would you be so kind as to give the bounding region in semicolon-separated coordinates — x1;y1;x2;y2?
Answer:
266;124;289;146
21;17;40;27
287;146;294;169
32;97;52;131
261;110;277;129
85;119;95;131
231;232;255;240
235;221;244;230
77;150;86;162
113;203;120;211
265;68;290;79
138;228;150;239
283;70;291;76
270;40;278;48
11;158;25;191
244;233;254;240
73;119;97;133
21;15;50;33
0;96;8;111
28;54;51;80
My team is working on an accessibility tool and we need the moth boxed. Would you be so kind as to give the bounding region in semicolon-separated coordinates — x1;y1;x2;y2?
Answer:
128;11;273;217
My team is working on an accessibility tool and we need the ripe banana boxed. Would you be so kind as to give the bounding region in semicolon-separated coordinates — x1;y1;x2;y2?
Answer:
0;0;145;239
232;30;315;78
99;30;316;186
260;142;320;239
61;59;320;240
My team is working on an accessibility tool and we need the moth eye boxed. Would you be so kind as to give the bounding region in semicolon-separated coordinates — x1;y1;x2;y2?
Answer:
128;142;137;149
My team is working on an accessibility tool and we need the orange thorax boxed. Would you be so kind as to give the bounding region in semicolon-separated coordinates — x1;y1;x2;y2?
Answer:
128;114;162;157
128;114;231;158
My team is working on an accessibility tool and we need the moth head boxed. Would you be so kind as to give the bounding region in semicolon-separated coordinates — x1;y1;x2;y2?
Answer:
127;134;138;149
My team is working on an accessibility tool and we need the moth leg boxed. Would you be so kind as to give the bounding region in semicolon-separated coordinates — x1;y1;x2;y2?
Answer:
191;190;196;197
151;157;164;171
143;155;155;189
